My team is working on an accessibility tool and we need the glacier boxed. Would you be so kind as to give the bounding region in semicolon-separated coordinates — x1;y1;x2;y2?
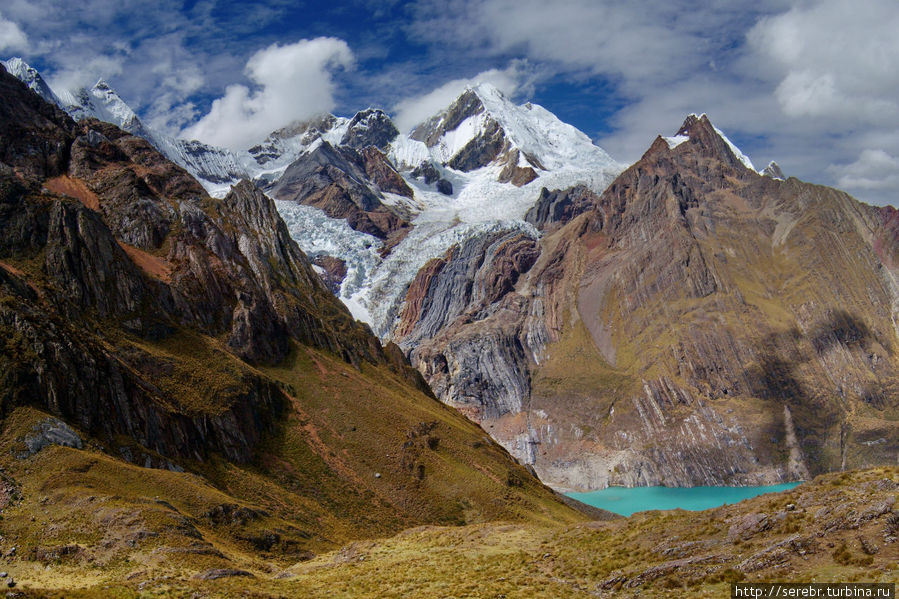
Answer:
0;60;628;339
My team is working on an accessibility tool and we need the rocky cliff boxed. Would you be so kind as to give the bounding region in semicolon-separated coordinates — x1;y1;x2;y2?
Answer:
0;63;586;569
267;140;413;247
0;66;398;463
395;114;899;490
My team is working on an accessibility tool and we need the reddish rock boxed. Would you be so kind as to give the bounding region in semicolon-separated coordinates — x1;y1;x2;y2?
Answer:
361;146;413;198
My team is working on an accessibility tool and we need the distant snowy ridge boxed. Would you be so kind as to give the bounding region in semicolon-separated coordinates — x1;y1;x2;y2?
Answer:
3;58;629;336
344;83;625;334
712;124;755;171
2;57;63;107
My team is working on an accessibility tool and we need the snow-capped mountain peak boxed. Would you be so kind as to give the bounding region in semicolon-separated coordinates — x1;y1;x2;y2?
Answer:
406;82;620;177
54;77;154;144
672;113;756;171
1;57;63;107
4;58;624;335
340;108;399;150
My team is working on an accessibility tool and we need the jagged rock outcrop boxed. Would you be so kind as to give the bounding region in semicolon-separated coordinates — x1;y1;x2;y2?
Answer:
410;161;441;185
0;67;72;179
410;88;509;172
525;185;602;231
497;149;539;187
360;146;413;198
394;113;899;490
410;161;453;195
312;255;348;295
248;115;338;167
411;89;485;148
267;141;411;244
340;109;399;151
763;161;786;180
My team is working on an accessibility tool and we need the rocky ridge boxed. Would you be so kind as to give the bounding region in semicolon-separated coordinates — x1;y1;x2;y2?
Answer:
0;62;580;554
1;60;624;335
13;58;893;494
393;113;899;490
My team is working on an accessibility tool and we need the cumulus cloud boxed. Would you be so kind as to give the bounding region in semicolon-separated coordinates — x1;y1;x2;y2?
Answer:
0;12;28;52
0;0;284;143
829;150;899;192
182;37;353;149
747;0;899;124
742;0;899;203
392;61;535;132
408;0;713;88
406;0;788;153
46;54;125;96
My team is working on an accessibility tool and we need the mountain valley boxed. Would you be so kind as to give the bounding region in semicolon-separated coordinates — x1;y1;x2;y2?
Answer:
0;49;898;596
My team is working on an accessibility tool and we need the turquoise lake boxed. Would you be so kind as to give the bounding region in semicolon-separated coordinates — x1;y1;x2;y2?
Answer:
567;482;802;516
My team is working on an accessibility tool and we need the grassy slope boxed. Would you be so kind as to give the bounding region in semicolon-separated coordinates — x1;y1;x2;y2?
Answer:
4;460;894;597
0;320;584;595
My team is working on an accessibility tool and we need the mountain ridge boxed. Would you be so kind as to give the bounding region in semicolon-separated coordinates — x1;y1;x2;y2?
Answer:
393;111;899;490
6;56;897;496
0;62;586;579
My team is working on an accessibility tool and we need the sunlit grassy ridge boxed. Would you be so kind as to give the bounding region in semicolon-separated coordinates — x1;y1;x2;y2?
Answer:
0;320;586;596
2;457;894;597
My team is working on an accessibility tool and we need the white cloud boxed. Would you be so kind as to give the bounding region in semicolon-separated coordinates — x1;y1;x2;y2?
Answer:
0;12;28;52
408;0;707;88
829;149;899;192
406;0;790;154
747;0;899;124
46;54;125;95
392;61;534;132
182;37;353;150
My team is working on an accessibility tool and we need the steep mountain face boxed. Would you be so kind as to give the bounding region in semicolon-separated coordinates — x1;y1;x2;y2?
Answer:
0;64;586;576
0;65;392;462
0;57;62;106
19;58;891;494
525;184;603;232
340;108;399;150
267;140;413;245
2;61;624;336
395;113;899;490
0;59;249;195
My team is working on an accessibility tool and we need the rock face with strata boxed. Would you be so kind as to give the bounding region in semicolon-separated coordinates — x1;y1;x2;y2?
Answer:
266;141;411;245
394;230;540;422
525;184;602;231
394;113;899;490
0;63;419;466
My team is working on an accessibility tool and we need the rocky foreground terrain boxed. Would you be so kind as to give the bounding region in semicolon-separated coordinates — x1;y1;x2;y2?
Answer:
0;455;893;596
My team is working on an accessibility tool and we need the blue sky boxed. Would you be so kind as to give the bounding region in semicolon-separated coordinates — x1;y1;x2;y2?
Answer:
1;0;899;206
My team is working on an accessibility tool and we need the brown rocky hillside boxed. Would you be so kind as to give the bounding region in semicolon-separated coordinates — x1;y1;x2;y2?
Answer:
397;114;899;491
